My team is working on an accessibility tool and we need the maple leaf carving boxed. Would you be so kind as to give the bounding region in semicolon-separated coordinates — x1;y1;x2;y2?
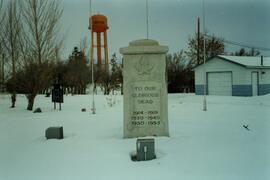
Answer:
135;56;154;76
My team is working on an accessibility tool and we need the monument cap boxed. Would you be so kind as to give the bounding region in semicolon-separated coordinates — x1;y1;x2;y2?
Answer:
120;39;168;55
129;39;159;46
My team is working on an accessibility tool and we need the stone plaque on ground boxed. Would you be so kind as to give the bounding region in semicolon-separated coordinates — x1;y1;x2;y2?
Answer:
45;126;64;139
120;39;169;138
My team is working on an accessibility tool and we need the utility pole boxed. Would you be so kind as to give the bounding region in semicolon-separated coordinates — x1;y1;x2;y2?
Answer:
197;17;200;65
202;0;207;111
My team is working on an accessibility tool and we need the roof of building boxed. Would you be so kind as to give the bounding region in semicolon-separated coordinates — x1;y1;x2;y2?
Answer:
218;55;270;68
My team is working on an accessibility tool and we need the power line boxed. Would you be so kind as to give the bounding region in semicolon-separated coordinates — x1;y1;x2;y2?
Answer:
204;34;270;51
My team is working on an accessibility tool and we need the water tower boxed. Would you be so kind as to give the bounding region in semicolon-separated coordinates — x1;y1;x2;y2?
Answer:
89;14;109;69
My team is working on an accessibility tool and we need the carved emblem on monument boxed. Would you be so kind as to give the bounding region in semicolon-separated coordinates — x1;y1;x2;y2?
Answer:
135;56;154;76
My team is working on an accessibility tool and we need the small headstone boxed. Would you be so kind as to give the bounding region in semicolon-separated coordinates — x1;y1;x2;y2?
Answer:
45;126;64;139
81;108;86;112
136;138;156;161
33;107;42;113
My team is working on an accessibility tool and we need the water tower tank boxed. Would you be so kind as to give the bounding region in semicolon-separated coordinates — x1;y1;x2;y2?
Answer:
89;14;108;32
88;14;109;68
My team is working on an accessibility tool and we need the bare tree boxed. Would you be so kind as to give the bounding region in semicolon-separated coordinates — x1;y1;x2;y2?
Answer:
22;0;63;64
79;36;88;56
0;0;4;93
1;0;22;107
19;0;63;110
0;0;4;31
233;48;260;56
185;32;224;67
0;0;4;43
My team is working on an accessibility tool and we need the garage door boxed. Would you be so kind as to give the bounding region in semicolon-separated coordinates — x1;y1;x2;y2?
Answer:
208;72;232;96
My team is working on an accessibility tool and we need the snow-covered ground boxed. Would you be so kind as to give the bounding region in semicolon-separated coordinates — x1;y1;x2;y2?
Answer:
0;93;269;180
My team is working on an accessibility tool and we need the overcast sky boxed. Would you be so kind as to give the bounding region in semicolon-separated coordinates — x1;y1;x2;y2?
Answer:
60;0;270;60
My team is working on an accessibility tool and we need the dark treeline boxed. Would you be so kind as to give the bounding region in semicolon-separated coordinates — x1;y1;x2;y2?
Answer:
54;49;122;96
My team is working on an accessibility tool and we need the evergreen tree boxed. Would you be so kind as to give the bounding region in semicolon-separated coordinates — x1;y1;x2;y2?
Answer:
166;51;194;93
110;53;122;94
65;47;90;94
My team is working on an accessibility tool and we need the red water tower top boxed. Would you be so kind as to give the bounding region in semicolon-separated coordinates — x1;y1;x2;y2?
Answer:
89;14;108;32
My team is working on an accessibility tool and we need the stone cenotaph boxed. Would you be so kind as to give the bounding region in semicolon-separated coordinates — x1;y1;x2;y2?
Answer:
120;39;169;138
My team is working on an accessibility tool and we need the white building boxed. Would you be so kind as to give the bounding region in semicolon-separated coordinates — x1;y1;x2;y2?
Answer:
194;55;270;96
